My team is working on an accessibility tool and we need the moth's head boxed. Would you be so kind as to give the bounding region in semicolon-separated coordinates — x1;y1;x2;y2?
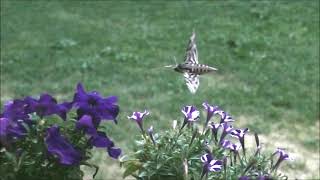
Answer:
174;64;184;73
164;56;179;70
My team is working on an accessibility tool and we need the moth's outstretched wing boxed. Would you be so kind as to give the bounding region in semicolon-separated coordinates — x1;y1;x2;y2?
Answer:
184;72;199;94
184;31;198;64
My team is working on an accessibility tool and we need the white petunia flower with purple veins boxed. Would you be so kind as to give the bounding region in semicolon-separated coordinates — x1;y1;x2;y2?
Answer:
208;122;220;142
220;139;232;149
219;123;233;144
202;102;220;125
272;148;292;171
230;128;249;155
217;111;234;123
181;105;199;130
147;126;156;145
128;110;150;132
181;105;200;122
200;153;223;179
229;143;241;152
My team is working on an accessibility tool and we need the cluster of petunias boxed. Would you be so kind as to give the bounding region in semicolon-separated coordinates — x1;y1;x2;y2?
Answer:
0;83;121;166
127;102;292;179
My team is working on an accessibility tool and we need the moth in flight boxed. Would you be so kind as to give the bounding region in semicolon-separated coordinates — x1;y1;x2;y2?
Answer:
165;31;218;94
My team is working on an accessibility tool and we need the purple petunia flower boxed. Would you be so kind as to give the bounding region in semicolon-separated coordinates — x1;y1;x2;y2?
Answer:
217;111;234;123
220;139;232;149
229;143;241;152
202;102;220;125
238;176;250;180
0;118;10;137
219;123;233;144
0;116;28;141
45;125;82;165
89;131;121;159
75;115;97;135
128;110;150;132
22;94;73;121
73;83;119;125
208;122;220;142
147;126;156;145
182;105;200;122
181;105;199;130
200;153;223;179
231;128;249;155
2;99;31;122
272;148;292;171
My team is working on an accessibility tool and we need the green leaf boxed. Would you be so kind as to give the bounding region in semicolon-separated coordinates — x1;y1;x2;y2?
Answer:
138;171;147;178
123;161;142;179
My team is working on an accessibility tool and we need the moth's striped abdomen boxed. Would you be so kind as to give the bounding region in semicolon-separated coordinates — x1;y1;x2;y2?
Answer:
186;63;217;75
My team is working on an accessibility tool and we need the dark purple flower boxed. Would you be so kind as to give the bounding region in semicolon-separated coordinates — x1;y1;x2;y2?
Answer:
108;147;121;159
45;125;82;165
6;120;28;138
32;94;58;117
219;123;233;144
208;122;220;142
89;131;121;159
0;115;28;140
272;148;292;171
200;153;223;178
2;100;30;122
89;131;113;148
0;118;10;136
182;105;200;122
217;111;234;123
231;128;249;155
202;102;220;125
128;110;150;132
75;115;97;135
24;94;72;121
73;83;119;124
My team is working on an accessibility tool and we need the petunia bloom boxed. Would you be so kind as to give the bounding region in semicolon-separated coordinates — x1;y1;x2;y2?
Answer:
73;83;119;125
231;128;249;155
220;139;232;149
181;105;199;130
75;115;97;135
238;176;250;180
89;131;121;159
200;153;223;179
24;94;72;121
219;123;233;144
182;105;200;122
147;126;156;145
202;102;220;125
0;118;10;137
272;148;292;171
229;143;241;152
217;111;234;123
2;99;30;122
208;122;220;142
45;125;82;165
0;116;28;141
128;110;150;132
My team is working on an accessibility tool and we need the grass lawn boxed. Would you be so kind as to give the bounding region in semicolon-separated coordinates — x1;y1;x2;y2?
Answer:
1;1;319;179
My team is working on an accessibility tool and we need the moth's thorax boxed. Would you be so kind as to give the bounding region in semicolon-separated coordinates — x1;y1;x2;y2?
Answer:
174;64;187;73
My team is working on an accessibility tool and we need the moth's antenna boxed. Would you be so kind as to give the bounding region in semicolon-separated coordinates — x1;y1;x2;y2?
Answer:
164;56;178;68
173;56;178;65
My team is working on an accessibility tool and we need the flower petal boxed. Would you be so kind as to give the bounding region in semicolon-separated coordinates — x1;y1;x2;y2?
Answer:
45;125;82;165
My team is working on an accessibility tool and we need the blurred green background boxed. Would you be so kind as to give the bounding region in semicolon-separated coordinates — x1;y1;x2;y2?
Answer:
1;1;319;179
